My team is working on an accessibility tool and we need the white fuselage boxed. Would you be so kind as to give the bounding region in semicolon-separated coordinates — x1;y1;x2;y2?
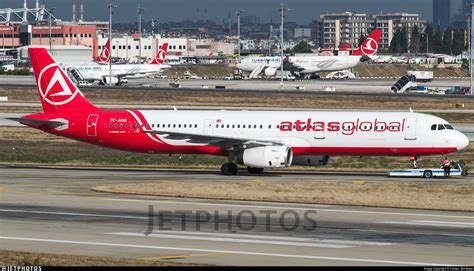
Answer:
130;110;468;156
236;55;362;75
288;55;361;73
72;64;169;82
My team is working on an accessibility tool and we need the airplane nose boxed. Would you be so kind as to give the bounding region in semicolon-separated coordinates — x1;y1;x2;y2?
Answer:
456;132;470;151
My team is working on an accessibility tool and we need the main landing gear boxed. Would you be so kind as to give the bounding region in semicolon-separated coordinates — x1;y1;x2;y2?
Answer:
221;163;238;175
220;163;265;175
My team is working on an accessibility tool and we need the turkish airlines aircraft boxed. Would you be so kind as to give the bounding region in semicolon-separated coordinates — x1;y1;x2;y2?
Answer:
235;29;382;77
9;48;469;175
288;29;382;74
93;39;110;64
67;43;170;86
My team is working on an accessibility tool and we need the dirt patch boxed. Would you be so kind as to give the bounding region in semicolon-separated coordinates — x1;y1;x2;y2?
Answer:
0;250;201;266
92;180;474;211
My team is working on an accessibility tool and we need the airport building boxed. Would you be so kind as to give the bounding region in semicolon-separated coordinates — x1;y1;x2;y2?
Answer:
373;13;427;50
314;12;426;50
97;35;235;63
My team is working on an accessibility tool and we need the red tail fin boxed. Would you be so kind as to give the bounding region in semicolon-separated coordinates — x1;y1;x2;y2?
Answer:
351;29;382;56
29;47;97;113
94;39;110;64
150;43;168;65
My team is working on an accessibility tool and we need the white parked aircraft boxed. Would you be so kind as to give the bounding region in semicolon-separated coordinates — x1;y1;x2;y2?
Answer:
67;43;170;86
236;29;382;78
9;47;470;176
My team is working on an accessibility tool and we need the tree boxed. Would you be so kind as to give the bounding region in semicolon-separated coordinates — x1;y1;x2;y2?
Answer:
290;40;312;54
432;27;443;53
441;28;452;54
358;32;368;47
400;27;408;53
419;24;433;53
389;27;408;53
389;28;401;53
451;29;464;55
409;25;421;53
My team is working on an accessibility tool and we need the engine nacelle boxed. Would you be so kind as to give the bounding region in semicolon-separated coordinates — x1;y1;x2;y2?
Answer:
264;67;277;76
236;146;293;168
292;155;330;166
102;76;119;84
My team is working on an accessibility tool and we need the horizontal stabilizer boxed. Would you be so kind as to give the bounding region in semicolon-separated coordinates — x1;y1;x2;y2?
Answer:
6;117;66;128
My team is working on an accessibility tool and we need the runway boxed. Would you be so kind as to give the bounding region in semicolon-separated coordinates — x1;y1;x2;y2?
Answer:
0;166;473;266
0;74;472;95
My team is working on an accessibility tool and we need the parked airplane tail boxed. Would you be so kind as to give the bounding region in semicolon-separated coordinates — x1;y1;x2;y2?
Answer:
94;39;110;64
351;29;382;56
150;43;168;65
29;47;98;113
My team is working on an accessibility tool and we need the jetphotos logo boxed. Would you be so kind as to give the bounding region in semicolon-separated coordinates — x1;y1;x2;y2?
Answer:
38;63;80;105
361;38;378;56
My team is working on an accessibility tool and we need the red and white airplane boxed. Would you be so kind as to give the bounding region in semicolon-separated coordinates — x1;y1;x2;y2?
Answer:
69;43;170;86
93;39;110;64
9;48;469;175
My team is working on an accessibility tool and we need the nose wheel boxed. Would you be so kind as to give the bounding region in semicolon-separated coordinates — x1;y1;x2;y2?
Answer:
221;162;238;175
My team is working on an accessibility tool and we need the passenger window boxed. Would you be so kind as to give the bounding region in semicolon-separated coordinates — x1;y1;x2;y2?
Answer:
243;125;246;128
254;125;257;128
178;124;181;128
227;124;230;128
157;124;160;128
431;124;436;130
152;124;155;128
195;124;198;128
260;125;263;128
125;124;128;128
268;125;271;128
438;124;445;130
109;124;112;128
173;124;176;128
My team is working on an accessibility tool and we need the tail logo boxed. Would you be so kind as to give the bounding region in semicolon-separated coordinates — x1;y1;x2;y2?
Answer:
361;38;378;56
154;49;166;64
38;63;79;106
98;47;110;62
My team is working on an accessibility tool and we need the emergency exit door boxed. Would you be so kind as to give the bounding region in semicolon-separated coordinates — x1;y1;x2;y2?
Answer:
87;114;99;137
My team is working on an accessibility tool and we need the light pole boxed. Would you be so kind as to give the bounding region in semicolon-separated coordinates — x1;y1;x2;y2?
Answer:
137;4;144;63
279;3;290;90
236;10;244;58
469;3;474;96
108;2;117;86
48;8;56;54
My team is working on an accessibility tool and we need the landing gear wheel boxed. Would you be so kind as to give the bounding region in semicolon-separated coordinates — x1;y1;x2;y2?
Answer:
423;170;433;178
247;167;264;174
98;81;104;86
221;163;238;175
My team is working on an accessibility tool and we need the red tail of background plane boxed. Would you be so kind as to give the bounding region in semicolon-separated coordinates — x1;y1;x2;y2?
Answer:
94;39;110;64
351;29;382;56
149;43;168;65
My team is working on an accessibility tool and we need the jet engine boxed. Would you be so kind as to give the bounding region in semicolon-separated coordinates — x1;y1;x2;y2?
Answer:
264;67;278;76
102;76;119;85
291;155;330;166
236;146;293;168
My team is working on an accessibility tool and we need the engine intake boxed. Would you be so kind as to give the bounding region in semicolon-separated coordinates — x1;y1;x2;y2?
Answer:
236;146;293;168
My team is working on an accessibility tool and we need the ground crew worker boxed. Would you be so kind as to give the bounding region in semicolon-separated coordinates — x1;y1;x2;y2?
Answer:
443;157;451;177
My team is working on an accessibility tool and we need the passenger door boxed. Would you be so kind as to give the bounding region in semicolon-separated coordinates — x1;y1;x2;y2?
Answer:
404;117;417;140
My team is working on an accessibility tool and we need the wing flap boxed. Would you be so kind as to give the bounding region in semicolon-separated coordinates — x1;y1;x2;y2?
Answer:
144;130;281;150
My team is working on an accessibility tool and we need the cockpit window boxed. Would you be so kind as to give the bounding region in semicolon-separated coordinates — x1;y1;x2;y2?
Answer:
432;124;455;130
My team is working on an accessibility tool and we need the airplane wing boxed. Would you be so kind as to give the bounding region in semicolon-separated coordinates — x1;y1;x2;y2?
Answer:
144;130;284;150
6;117;66;128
